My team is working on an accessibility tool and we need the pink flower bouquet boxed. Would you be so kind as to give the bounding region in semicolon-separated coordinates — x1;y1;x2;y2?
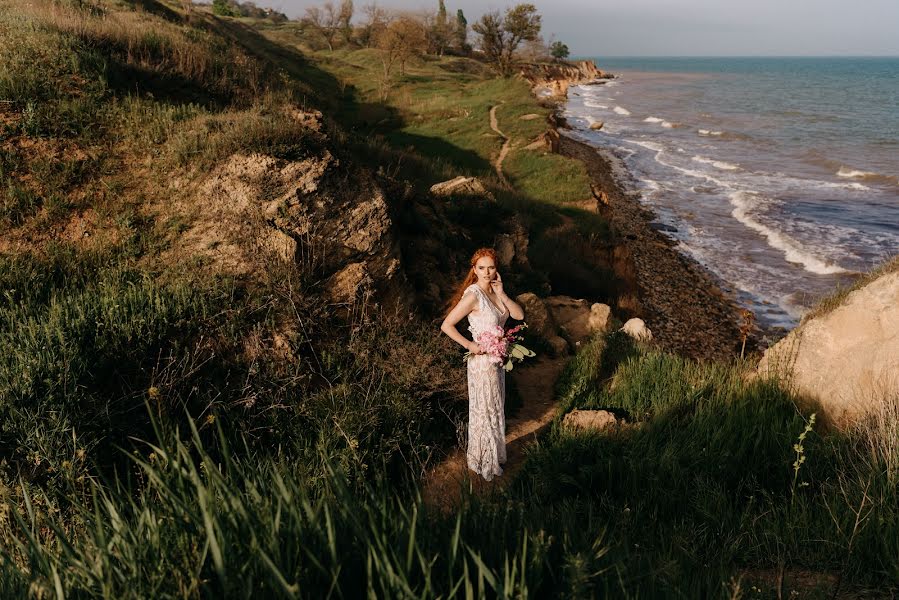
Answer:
464;323;536;371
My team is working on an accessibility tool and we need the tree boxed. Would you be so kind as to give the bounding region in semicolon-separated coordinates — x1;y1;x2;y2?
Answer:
303;2;342;51
360;3;389;47
212;0;237;17
375;15;428;99
425;1;452;56
472;3;541;75
550;40;570;61
454;9;469;54
338;0;354;44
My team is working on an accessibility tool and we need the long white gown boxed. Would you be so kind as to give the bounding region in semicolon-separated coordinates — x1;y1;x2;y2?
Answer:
463;284;508;481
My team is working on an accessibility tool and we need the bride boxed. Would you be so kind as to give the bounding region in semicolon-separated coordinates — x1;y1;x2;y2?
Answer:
440;248;525;481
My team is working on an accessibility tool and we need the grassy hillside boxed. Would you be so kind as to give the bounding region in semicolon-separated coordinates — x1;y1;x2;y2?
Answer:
1;0;897;597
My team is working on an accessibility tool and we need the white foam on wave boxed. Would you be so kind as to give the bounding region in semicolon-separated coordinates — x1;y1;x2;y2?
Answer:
626;139;664;153
729;191;848;275
692;155;740;171
698;129;724;136
584;100;609;109
641;178;662;192
837;167;877;179
643;116;664;123
661;121;677;129
613;106;631;115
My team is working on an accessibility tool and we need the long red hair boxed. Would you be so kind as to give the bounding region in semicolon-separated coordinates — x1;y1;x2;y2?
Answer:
445;247;498;316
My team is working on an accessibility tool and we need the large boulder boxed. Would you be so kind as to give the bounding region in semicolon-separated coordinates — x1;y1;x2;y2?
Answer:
515;292;568;356
620;318;653;342
562;409;619;432
546;296;611;348
758;269;899;425
516;292;556;340
494;222;530;268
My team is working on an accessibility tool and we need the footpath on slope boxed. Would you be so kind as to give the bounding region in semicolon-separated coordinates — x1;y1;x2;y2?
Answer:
489;103;512;188
422;356;566;511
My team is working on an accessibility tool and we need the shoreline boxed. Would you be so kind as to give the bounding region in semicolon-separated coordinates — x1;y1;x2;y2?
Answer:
556;127;759;361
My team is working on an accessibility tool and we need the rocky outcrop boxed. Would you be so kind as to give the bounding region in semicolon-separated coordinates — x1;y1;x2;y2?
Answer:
173;108;407;308
520;60;614;99
758;269;899;425
494;221;529;268
515;292;612;355
429;176;494;201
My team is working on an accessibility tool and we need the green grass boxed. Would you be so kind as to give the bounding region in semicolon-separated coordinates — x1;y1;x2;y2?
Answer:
3;333;896;597
5;3;894;597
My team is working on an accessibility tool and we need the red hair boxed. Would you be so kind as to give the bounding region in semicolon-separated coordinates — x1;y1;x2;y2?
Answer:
445;247;498;317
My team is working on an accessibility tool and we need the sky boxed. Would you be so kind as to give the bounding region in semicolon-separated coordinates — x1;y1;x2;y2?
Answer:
272;0;899;57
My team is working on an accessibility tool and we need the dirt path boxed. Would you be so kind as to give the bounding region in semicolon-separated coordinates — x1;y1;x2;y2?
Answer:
489;103;512;188
422;356;566;511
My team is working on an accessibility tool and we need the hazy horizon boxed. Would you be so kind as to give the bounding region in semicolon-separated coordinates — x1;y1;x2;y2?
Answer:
270;0;899;57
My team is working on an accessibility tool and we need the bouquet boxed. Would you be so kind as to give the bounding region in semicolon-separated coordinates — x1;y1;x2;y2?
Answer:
464;323;536;372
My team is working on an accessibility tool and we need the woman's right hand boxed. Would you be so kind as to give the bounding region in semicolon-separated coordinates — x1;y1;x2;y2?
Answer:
467;341;483;355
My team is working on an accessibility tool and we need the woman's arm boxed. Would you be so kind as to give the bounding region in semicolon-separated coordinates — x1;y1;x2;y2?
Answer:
491;273;524;320
440;292;481;353
499;292;524;320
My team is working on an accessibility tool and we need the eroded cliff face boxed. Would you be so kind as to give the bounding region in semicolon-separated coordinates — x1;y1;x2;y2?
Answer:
758;266;899;426
519;60;613;99
168;109;408;310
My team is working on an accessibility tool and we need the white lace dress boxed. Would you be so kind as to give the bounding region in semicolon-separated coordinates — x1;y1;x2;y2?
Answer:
463;284;508;481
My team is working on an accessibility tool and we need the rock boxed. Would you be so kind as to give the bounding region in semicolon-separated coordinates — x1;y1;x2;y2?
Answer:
326;262;372;304
543;129;561;153
757;269;899;426
591;184;610;206
515;292;556;341
518;293;611;353
524;137;548;151
547;335;569;356
544;296;612;348
284;107;324;132
563;409;618;432
621;318;653;342
589;121;604;131
495;234;515;267
264;229;297;262
649;221;677;233
519;113;541;121
588;303;612;333
429;176;494;201
546;295;589;326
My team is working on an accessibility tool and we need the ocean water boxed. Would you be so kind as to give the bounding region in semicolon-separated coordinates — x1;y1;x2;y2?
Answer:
565;57;899;329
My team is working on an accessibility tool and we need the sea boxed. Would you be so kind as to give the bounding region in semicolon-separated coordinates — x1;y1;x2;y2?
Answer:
564;57;899;329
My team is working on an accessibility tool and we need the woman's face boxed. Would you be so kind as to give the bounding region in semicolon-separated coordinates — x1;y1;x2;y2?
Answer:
474;256;497;283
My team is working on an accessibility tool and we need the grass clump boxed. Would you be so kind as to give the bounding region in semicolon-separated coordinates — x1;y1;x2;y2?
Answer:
802;254;899;323
509;331;899;594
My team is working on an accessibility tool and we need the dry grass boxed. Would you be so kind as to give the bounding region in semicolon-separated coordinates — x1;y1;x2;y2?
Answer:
9;0;264;99
852;392;899;482
802;255;899;323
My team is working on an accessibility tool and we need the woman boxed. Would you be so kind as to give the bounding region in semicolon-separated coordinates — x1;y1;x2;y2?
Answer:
440;248;525;481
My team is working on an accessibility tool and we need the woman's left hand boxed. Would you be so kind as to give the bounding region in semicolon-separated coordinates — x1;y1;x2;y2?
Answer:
491;272;504;297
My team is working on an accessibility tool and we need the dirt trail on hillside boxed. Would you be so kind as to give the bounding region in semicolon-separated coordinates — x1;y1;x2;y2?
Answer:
489;103;512;188
422;356;566;511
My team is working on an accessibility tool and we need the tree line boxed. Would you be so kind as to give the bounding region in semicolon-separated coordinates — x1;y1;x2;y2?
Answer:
299;2;571;76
